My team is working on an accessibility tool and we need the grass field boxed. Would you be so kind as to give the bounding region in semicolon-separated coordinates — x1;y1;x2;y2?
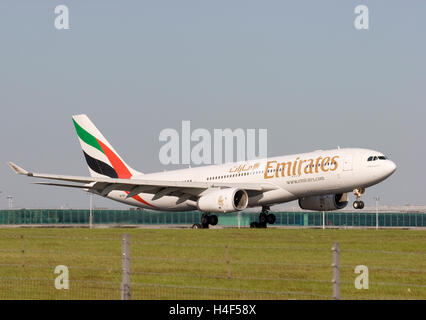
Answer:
0;227;425;300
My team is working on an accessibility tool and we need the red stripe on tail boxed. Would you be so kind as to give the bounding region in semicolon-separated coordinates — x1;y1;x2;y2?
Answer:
96;138;154;208
96;139;132;178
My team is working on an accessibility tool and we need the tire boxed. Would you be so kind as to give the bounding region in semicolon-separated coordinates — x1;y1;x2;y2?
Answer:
259;213;267;224
353;201;359;209
250;222;258;228
267;214;276;224
201;214;209;225
359;201;365;209
209;215;218;226
192;223;201;229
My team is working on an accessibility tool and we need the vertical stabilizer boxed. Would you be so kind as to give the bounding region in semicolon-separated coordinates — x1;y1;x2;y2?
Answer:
72;114;142;178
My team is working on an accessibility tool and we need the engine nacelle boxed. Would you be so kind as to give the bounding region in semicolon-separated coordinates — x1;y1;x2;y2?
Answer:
298;193;348;211
197;188;249;213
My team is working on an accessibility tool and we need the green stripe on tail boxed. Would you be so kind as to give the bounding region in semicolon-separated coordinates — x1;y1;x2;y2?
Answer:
72;119;104;154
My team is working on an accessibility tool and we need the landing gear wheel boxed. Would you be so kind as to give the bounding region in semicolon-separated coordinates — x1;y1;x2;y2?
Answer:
353;200;365;209
267;214;276;224
250;222;259;228
192;223;202;229
259;213;267;224
250;207;276;228
250;221;267;228
200;213;213;228
209;215;218;226
353;201;359;209
201;214;209;225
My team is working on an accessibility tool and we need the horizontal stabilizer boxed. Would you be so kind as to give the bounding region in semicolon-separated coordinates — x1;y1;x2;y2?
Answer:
33;182;91;189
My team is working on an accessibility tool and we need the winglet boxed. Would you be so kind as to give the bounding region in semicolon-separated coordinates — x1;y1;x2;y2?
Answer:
7;162;30;176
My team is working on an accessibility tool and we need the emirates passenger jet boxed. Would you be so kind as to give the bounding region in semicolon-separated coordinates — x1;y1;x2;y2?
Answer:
8;114;396;228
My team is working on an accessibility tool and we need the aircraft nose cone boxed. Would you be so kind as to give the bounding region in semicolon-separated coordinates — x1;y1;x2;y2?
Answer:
386;160;397;176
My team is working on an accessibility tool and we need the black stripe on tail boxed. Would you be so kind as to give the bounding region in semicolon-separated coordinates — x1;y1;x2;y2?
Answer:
82;151;118;178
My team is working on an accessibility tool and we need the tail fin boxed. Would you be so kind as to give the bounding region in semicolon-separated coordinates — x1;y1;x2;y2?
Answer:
72;114;142;178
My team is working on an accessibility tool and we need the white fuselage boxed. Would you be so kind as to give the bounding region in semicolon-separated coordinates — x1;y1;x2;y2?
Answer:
107;148;396;211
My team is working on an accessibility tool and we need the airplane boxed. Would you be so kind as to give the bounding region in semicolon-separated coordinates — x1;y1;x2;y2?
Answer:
8;114;397;228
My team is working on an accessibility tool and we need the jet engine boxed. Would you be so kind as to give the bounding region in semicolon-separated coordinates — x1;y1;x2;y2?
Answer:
298;193;348;211
197;188;248;213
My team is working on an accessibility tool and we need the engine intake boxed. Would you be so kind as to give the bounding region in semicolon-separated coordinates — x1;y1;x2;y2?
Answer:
197;188;248;213
298;193;348;211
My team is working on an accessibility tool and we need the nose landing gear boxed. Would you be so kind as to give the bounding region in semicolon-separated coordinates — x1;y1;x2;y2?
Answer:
250;206;276;228
353;188;365;209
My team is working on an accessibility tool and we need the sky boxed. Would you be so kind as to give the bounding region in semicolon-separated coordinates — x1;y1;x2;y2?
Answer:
0;1;425;209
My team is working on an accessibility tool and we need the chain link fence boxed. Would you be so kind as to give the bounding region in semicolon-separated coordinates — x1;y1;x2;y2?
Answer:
0;231;424;300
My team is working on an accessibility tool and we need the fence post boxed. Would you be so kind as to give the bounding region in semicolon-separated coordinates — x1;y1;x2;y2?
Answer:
332;242;340;300
121;234;131;300
225;245;231;279
21;235;25;267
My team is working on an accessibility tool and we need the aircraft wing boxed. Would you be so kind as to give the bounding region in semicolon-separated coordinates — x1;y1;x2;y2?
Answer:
8;162;278;198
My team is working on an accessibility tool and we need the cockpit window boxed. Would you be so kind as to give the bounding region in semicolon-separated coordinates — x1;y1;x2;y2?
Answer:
368;155;388;161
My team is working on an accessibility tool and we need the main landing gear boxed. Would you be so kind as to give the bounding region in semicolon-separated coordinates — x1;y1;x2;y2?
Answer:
192;213;218;229
250;206;276;228
353;188;365;209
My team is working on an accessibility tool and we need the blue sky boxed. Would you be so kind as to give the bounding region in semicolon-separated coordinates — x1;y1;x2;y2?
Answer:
1;1;425;209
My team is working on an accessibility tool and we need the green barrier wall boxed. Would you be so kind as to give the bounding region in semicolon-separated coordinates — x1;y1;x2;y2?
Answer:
0;209;425;227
